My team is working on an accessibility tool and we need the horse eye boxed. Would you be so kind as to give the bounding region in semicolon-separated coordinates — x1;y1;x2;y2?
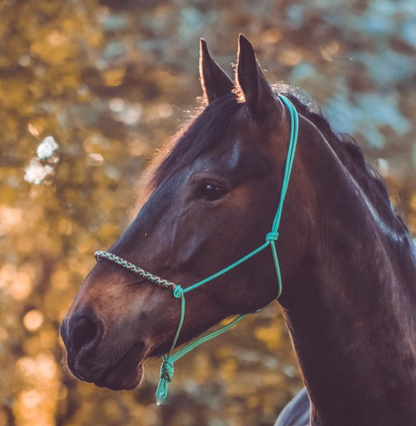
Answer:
198;182;226;200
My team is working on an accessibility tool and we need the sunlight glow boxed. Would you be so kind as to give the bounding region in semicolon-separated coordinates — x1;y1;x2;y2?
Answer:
0;206;22;233
20;390;43;408
27;123;40;136
23;310;43;331
9;272;32;300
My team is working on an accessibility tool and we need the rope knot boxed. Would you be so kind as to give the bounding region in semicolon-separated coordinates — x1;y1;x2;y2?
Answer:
160;359;174;382
173;285;184;299
266;232;279;242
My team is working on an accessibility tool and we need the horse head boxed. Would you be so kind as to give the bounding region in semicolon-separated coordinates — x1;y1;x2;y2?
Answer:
60;35;313;393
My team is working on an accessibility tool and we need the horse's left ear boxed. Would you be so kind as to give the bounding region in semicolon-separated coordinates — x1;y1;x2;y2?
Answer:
236;34;278;119
199;39;234;104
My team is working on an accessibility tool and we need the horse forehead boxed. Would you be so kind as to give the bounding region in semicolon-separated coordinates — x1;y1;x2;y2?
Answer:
194;125;271;176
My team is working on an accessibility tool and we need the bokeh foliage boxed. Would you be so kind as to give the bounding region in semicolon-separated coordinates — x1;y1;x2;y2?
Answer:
0;0;415;425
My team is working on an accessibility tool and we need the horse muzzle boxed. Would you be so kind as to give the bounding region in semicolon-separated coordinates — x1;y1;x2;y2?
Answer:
60;310;146;390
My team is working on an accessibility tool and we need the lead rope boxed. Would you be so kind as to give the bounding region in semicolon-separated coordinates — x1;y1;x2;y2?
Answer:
94;94;299;404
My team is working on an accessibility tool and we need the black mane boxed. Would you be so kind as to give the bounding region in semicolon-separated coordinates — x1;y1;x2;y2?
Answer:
151;88;408;234
281;89;408;234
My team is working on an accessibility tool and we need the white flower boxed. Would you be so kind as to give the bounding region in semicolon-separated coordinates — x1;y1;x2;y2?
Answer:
36;136;59;160
24;159;53;185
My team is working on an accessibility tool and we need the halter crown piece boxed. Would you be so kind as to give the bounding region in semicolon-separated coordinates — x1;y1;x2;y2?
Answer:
94;95;299;404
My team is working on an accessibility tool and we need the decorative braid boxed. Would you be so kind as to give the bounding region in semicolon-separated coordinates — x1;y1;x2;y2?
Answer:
94;251;177;291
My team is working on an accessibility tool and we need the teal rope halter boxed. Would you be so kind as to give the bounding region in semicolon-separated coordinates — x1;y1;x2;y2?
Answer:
94;95;299;404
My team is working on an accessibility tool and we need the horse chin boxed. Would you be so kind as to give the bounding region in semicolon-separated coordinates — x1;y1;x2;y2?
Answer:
94;363;144;391
93;342;146;391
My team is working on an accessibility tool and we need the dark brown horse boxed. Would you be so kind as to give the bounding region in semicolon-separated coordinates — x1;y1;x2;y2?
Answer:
61;35;416;426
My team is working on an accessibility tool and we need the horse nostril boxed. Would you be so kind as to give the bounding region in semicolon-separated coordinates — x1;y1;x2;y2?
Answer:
71;315;100;354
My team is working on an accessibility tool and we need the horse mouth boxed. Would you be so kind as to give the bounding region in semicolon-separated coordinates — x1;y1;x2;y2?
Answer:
93;342;146;391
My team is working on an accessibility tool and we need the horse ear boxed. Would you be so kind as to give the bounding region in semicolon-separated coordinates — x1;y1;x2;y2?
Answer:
236;34;277;118
199;39;234;104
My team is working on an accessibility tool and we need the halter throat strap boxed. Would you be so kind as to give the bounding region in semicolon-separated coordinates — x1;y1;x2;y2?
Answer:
94;94;299;404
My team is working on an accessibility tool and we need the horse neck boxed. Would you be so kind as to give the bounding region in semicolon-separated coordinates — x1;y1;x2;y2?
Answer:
280;125;416;426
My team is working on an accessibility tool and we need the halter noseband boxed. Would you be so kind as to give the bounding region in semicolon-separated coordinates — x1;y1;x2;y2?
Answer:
94;95;299;404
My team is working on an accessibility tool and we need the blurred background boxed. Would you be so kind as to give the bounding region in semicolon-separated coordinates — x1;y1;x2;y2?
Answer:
1;0;416;425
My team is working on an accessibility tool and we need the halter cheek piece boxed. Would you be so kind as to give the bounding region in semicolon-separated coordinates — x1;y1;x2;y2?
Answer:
95;95;299;404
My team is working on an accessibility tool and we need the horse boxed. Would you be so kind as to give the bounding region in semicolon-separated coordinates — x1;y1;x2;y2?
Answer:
60;35;416;426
